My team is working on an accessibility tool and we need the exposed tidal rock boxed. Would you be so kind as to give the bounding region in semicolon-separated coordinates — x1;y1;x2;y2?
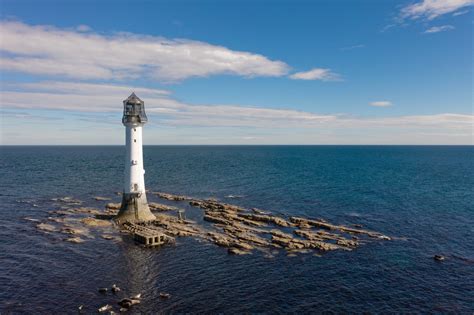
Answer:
149;202;178;212
105;203;121;210
228;247;251;255
64;237;85;243
238;213;291;227
190;199;246;212
36;223;58;232
69;207;102;215
153;192;192;201
94;196;111;201
159;292;171;299
81;217;112;227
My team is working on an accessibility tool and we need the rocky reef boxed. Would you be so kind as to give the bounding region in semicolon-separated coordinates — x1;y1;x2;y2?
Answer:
31;192;391;257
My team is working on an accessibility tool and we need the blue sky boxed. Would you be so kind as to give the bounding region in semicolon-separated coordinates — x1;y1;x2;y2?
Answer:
0;0;472;144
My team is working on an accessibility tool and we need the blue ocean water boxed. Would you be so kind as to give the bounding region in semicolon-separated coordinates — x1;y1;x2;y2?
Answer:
1;145;473;313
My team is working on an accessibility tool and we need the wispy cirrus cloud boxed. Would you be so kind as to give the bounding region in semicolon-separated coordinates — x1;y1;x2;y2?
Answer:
400;0;474;20
289;68;341;81
369;101;393;107
0;21;290;82
423;25;455;33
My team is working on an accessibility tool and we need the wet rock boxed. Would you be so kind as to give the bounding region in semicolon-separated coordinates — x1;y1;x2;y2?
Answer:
233;241;254;251
111;284;121;293
69;207;102;215
154;192;191;201
336;239;359;248
81;217;112;227
36;223;58;232
270;229;293;239
98;304;112;312
204;214;232;225
251;208;269;215
228;247;251;255
238;213;291;227
55;197;82;204
98;287;108;293
105;203;121;210
101;234;115;240
118;298;140;308
48;217;65;223
159;292;171;299
434;255;445;261
64;237;85;244
149;203;178;211
94;196;111;201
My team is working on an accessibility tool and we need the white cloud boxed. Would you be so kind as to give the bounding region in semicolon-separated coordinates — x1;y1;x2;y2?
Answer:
0;82;471;136
423;25;455;33
400;0;474;20
369;101;392;107
76;24;91;32
0;21;290;82
452;9;470;15
289;68;341;81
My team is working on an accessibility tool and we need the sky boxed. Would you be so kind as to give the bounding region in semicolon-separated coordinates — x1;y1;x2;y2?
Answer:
0;0;472;145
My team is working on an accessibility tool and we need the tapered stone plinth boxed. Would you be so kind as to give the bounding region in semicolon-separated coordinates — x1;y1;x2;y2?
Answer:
115;192;156;224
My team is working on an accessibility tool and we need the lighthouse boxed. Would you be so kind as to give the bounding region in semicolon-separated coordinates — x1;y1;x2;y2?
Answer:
115;93;156;224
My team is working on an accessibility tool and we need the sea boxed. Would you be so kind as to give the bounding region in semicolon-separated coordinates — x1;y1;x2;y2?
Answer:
1;145;473;313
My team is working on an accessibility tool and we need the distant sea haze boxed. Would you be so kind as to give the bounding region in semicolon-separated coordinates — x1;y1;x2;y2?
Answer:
1;145;473;313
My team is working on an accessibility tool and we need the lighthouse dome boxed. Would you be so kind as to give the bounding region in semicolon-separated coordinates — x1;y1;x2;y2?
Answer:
122;92;148;124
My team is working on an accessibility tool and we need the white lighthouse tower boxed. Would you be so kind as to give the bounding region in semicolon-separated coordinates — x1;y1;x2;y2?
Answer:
115;93;156;224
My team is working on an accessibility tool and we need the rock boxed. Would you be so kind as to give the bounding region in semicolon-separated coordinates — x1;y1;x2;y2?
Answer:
55;197;82;204
233;241;254;251
71;207;102;215
204;214;232;225
336;239;358;248
159;292;171;299
270;229;293;239
98;304;112;312
64;237;85;244
101;234;115;240
105;203;121;210
434;255;445;261
98;287;108;293
36;223;58;232
154;192;191;201
81;217;112;227
149;203;178;211
94;196;111;201
238;213;290;227
118;298;140;308
132;293;142;299
111;284;121;293
251;208;268;215
228;247;250;255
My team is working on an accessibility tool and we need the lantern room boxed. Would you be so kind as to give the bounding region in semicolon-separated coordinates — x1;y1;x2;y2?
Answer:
122;92;148;125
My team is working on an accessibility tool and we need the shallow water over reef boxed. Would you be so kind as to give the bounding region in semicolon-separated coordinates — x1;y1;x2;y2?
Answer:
1;145;473;313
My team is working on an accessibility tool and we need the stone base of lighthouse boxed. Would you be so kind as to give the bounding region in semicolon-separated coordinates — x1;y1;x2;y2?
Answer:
115;192;156;224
